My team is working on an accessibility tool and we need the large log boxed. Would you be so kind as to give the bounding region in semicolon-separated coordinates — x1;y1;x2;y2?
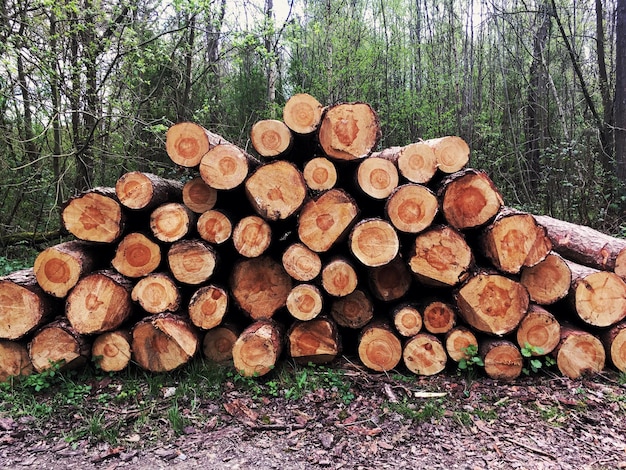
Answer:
519;252;571;305
403;333;448;376
349;218;399;267
202;324;240;363
480;338;523;381
150;202;196;243
61;187;125;243
111;232;162;278
445;326;479;362
115;171;183;211
232;320;283;377
423;136;470;174
356;156;399;200
286;283;324;321
422;300;457;335
385;184;439;234
167;239;217;285
357;320;402;372
197;209;233;245
601;322;626;372
232;215;272;258
281;243;322;282
287;317;341;364
330;289;374;329
92;330;132;372
515;304;561;355
182;177;218;214
188;285;229;330
283;93;324;135
165;122;228;168
131;272;181;314
392;304;423;338
554;324;605;379
199;143;254;190
0;340;33;382
367;256;412;302
28;318;91;373
371;143;438;184
303;157;337;192
321;257;358;297
250;119;293;158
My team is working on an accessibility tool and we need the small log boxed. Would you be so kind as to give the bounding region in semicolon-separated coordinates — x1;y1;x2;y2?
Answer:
480;339;523;381
66;269;133;335
281;243;322;282
403;333;448;376
385;184;438;234
445;326;479;362
150;202;196;243
232;320;283;377
408;225;474;287
132;313;199;372
250;119;293;158
165;122;228;168
115;171;183;211
111;232;161;278
131;272;181;314
197;209;233;245
456;272;529;336
303;157;337;192
286;283;324;321
321;257;358;297
372;143;438;184
182;177;218;213
61;187;125;243
199;143;251;190
349;218;399;267
423;136;470;174
601;322;626;372
202;324;240;363
519;252;571;305
230;256;292;320
232;215;272;258
188;285;229;330
554;324;605;379
92;330;132;372
287;317;341;364
28;318;91;373
422;300;456;335
357;320;402;372
330;289;374;329
283;93;324;135
515;304;561;356
356;157;399;200
167;239;217;285
0;340;33;382
368;256;412;302
392;304;423;337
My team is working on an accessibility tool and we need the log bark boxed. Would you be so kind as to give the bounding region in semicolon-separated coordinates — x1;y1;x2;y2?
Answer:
283;93;324;135
403;333;448;376
554;324;605;379
368;256;412;302
356;156;399;200
115;171;183;211
349;218;399;267
330;289;374;329
445;326;479;362
131;313;199;372
281;243;322;282
202;324;240;363
422;300;457;335
199;143;252;190
601;322;626;372
286;283;324;321
250;119;293;158
197;209;233;245
0;340;33;382
166;122;228;168
61;187;125;243
392;304;423;337
321;257;358;297
303;157;337;192
92;330;132;372
182;177;218;214
385;184;438;234
480;339;523;381
372;143;438;184
357;320;402;372
131;272;181;314
232;320;283;377
150;202;196;243
232;215;272;258
167;239;217;285
111;232;162;278
423;136;470;174
515;304;561;355
287;317;341;364
28;318;91;373
188;285;229;330
519;252;571;305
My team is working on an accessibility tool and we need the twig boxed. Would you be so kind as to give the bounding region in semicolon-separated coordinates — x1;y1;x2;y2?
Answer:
503;437;557;460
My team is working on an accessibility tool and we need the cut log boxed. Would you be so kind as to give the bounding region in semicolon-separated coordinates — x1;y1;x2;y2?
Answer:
534;214;626;280
0;340;33;382
422;300;457;335
230;256;292;320
356;156;399;199
197;209;233;245
0;268;54;340
403;333;448;376
566;260;626;328
150;202;196;243
321;257;358;297
408;225;474;287
455;272;529;336
167;239;217;285
245;160;307;221
232;320;283;377
318;102;380;161
202;324;240;363
34;240;100;298
357;320;402;372
372;143;438;184
519;252;571;305
349;218;399;267
601;322;626;372
111;232;161;278
385;184;438;234
287;317;341;364
480;339;523;381
281;243;322;282
286;283;324;321
92;330;132;372
250;119;293;158
392;304;423;337
232;215;272;258
165;122;228;168
66;269;133;335
131;272;181;314
554;324;605;379
28;318;91;373
283;93;324;135
368;256;412;302
115;171;183;211
445;326;479;362
480;209;552;274
439;169;503;230
61;187;125;243
182;177;218;213
188;285;229;330
330;289;374;329
303;157;337;192
131;313;199;372
199;143;251;190
515;304;561;355
423;136;470;174
297;189;359;253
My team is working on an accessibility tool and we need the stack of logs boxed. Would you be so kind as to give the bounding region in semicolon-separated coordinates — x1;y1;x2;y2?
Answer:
2;93;626;383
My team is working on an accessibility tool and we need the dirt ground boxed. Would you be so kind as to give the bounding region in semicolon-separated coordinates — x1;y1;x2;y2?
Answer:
1;360;625;470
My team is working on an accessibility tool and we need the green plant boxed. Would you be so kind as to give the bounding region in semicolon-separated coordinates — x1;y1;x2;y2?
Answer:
520;343;556;375
22;361;65;392
386;397;445;423
167;401;187;435
458;344;484;373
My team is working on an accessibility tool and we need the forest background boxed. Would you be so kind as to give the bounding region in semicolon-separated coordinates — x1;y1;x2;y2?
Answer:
1;0;625;266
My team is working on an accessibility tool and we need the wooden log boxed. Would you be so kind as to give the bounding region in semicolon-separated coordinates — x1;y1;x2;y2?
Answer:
330;289;374;329
230;256;292;320
250;119;294;158
182;177;218;213
202;324;240;363
281;242;322;282
303;157;337;192
480;339;523;381
349;218;399;267
356;156;399;200
232;320;283;377
283;93;324;135
439;169;503;230
150;202;196;243
422;300;457;335
131;272;181;314
111;232;161;278
165;122;228;168
423;136;470;174
392;304;423;337
455;272;529;336
372;143;438;184
519;252;571;305
321;257;358;297
480;209;552;274
92;330;132;372
318;102;381;161
554;324;605;379
167;239;217;285
0;340;33;382
131;313;199;372
601;322;626;372
385;184;438;234
515;304;561;355
357;320;402;372
28;318;91;373
408;225;474;288
0;268;54;340
232;215;272;258
199;143;251;190
197;209;233;245
445;326;479;362
403;333;448;376
188;285;229;330
297;189;359;253
34;240;100;298
368;256;412;302
61;187;125;243
66;269;133;335
287;317;341;364
534;214;626;280
286;283;324;321
115;171;183;211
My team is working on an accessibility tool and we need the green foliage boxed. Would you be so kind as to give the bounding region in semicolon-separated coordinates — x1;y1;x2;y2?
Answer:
0;256;31;276
457;345;484;372
520;343;556;375
386;396;446;423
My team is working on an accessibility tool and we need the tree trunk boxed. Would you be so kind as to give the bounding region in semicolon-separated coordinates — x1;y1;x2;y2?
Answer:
515;304;561;355
199;143;253;190
28;318;91;373
403;333;448;376
115;172;183;211
287;317;341;364
445;326;478;362
92;330;132;372
286;284;324;321
519;252;571;305
166;122;229;168
250;119;294;158
554;324;605;379
282;93;324;135
150;202;196;243
0;340;33;382
182;177;218;214
330;289;374;329
61;187;125;243
321;257;358;297
601;321;626;372
202;324;240;363
349;218;399;267
188;285;229;330
372;143;437;184
423;136;470;174
480;338;523;381
392;304;423;337
367;256;412;302
197;210;233;245
281;243;322;282
303;157;337;192
232;320;283;377
616;0;626;186
385;184;438;234
167;239;217;285
111;232;162;278
356;157;399;200
232;216;272;258
131;272;181;315
357;320;402;372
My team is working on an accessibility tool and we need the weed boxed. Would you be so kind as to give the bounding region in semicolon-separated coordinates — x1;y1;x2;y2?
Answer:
520;343;556;375
167;401;187;435
387;396;445;423
457;344;484;373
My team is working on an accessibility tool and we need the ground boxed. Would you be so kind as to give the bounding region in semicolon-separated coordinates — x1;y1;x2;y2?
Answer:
0;359;625;470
